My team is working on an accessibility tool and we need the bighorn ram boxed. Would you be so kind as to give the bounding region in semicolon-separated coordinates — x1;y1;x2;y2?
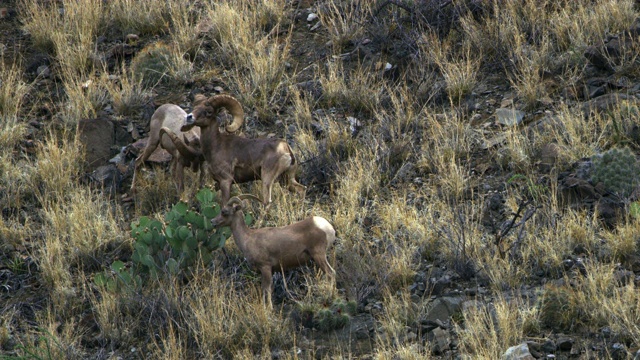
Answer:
179;94;305;205
131;104;205;194
211;195;336;306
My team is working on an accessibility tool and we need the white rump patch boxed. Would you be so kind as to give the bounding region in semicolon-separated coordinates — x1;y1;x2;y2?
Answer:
312;216;335;237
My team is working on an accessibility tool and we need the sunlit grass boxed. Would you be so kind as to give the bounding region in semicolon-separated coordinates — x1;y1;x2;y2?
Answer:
5;0;640;358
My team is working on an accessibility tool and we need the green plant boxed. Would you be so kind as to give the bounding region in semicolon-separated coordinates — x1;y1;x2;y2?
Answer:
507;173;548;201
95;189;251;291
630;201;640;219
93;260;140;292
299;298;357;332
131;188;247;278
591;147;640;198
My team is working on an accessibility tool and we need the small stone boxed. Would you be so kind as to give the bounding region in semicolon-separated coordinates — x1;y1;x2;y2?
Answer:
37;65;50;78
125;34;139;44
556;336;573;351
503;343;535;360
428;327;450;354
538;96;554;106
307;13;318;22
495;108;526;126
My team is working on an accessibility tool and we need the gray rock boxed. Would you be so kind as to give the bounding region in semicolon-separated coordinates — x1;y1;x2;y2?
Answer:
36;65;50;78
502;343;535;360
582;93;637;118
90;164;121;194
77;116;115;171
428;327;450;354
584;46;614;71
556;336;573;351
495;108;526;126
423;296;465;323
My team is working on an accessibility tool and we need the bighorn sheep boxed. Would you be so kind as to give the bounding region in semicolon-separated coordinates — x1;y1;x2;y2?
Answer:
131;104;205;194
179;94;305;205
211;195;336;306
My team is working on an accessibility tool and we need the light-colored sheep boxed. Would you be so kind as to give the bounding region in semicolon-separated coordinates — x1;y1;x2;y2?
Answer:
131;104;205;194
211;195;336;306
180;94;305;205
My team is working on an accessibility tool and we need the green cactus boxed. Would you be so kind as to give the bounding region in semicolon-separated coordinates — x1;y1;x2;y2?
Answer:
298;298;357;332
591;147;640;198
94;260;141;293
132;188;240;277
95;188;245;291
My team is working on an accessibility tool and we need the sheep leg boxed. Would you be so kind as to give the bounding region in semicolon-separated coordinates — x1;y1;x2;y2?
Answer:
259;265;274;308
285;167;306;196
260;174;275;206
131;135;160;192
311;252;336;279
174;159;185;194
197;163;205;189
218;179;233;206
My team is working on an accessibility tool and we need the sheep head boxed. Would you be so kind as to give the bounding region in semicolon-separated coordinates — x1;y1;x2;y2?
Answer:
210;194;261;227
181;94;244;133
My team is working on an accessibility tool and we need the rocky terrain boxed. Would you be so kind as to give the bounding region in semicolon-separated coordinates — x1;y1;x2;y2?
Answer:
2;0;640;359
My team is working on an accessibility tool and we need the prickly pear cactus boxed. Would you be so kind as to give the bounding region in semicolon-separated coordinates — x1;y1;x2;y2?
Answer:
299;298;357;332
591;147;640;198
130;188;235;278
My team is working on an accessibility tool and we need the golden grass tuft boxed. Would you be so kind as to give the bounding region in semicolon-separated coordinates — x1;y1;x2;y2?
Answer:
106;0;168;35
188;270;294;358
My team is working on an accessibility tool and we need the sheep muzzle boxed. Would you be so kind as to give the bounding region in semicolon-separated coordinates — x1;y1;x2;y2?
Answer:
181;113;195;131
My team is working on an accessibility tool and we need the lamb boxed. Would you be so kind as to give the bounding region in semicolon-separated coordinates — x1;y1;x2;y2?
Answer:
179;94;305;205
211;195;336;306
130;104;205;194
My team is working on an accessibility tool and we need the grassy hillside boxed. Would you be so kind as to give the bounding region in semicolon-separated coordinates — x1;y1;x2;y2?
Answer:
1;0;640;358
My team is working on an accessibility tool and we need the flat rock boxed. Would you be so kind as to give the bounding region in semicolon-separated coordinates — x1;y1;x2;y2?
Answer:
495;108;526;126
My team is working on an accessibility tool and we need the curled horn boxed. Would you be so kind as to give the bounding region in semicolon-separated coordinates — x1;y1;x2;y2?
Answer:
226;194;263;208
226;196;244;208
159;127;202;162
209;95;244;133
237;194;262;203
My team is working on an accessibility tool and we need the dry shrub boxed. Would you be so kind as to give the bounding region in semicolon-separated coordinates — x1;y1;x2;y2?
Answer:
419;33;480;106
457;294;538;359
539;262;640;342
103;66;152;117
318;0;368;52
0;60;30;133
106;0;168;35
131;42;193;89
187;271;293;358
319;60;380;114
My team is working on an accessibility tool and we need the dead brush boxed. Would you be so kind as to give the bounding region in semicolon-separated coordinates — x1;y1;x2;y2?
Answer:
105;0;168;35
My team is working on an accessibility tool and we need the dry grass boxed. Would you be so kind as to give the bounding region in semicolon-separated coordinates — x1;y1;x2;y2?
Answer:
4;0;640;358
457;294;539;359
106;0;168;35
318;0;368;52
200;0;291;120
